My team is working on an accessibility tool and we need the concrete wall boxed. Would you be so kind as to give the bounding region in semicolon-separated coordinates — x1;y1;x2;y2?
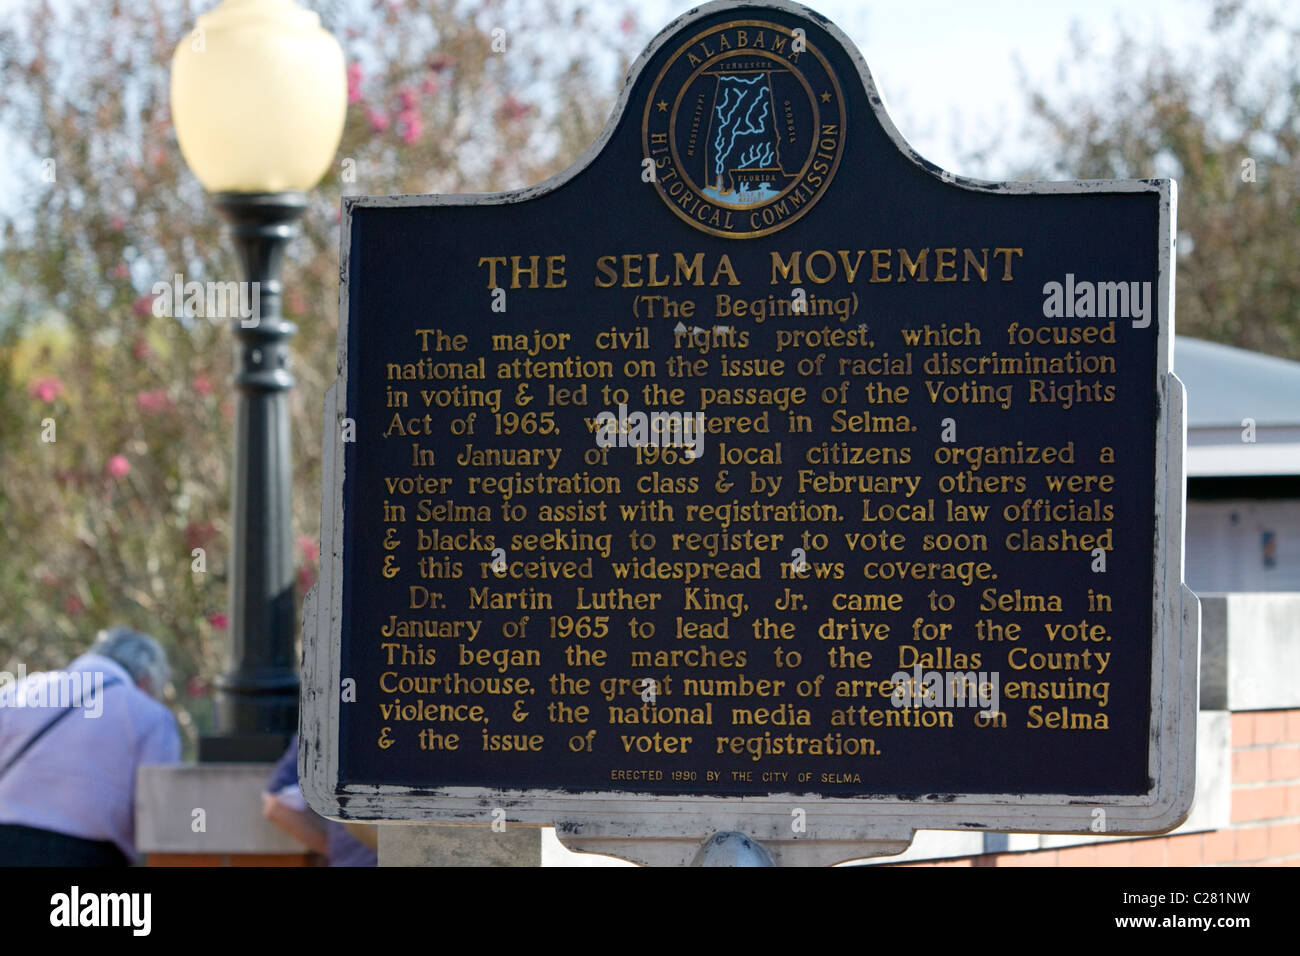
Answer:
137;763;317;866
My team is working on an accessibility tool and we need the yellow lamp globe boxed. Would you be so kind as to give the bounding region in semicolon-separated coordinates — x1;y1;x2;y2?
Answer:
171;0;347;193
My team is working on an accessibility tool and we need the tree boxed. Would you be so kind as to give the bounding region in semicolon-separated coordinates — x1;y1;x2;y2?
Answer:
0;0;641;748
1009;0;1300;359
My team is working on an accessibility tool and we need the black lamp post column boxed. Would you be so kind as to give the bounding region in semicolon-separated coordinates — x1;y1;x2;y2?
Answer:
199;191;308;762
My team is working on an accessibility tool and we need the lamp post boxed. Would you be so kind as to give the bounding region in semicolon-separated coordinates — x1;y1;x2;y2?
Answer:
171;0;346;761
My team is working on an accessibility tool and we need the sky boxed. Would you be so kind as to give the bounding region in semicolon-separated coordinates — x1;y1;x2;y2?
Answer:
631;0;1216;177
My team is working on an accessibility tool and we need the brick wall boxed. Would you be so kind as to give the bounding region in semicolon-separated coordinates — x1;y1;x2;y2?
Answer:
893;708;1300;867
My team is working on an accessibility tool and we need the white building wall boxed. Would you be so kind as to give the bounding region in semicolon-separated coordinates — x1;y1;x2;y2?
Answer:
1186;499;1300;593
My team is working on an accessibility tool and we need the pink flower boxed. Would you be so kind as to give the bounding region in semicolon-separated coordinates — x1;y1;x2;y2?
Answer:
421;77;439;96
193;374;213;397
106;454;130;479
64;595;84;615
110;215;126;231
183;520;217;552
135;389;171;413
111;262;129;279
298;564;316;592
366;107;390;132
207;612;228;630
399;110;423;145
132;295;153;317
132;337;152;361
398;86;417;110
499;94;529;122
298;535;319;564
620;13;636;34
347;61;364;104
29;376;63;403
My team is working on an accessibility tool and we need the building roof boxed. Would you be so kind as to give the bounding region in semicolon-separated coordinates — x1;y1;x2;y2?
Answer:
1176;336;1300;477
1176;337;1300;429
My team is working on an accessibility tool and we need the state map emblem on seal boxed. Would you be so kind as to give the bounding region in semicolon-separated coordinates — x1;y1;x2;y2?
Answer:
643;19;846;239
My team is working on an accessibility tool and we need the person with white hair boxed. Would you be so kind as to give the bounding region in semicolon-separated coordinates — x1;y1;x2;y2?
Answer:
0;626;181;866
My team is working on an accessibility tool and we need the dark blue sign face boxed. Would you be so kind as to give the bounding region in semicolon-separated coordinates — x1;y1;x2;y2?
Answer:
333;1;1169;800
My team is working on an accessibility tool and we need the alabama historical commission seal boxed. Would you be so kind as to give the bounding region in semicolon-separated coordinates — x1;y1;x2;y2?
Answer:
643;19;846;239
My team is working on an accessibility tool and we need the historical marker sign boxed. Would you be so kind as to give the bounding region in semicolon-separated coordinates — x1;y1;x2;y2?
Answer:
303;0;1198;863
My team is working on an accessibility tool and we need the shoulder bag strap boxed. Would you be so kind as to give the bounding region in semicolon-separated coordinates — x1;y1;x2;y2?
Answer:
0;677;122;783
